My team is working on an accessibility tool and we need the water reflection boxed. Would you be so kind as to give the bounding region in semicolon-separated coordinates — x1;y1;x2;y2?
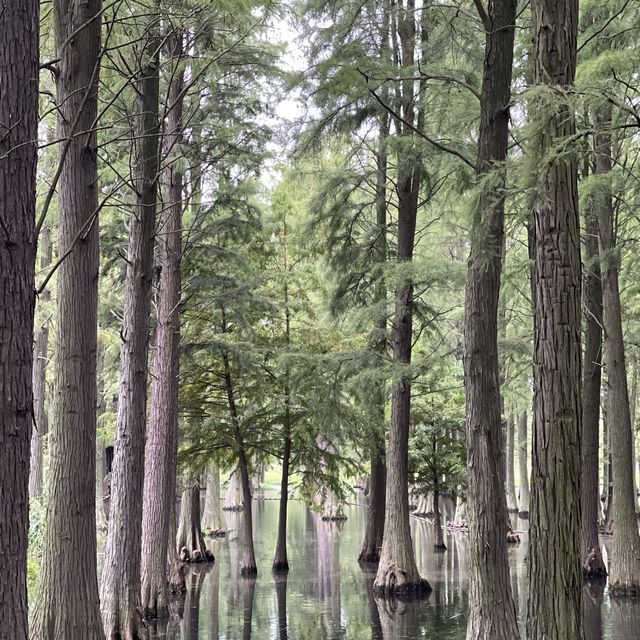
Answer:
148;500;640;640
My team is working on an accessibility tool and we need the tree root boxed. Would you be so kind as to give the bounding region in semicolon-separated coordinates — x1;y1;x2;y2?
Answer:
372;565;431;600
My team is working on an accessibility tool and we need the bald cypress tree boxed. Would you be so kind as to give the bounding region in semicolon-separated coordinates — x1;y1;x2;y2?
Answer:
527;0;583;638
0;1;39;638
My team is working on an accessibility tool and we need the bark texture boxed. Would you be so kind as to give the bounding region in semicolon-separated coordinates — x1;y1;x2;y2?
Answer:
463;1;518;638
527;1;583;638
222;342;257;575
373;0;428;597
581;211;606;578
31;0;105;637
360;113;388;565
596;105;640;595
29;227;52;499
517;412;529;517
140;30;185;617
101;16;161;638
176;483;209;560
0;0;39;636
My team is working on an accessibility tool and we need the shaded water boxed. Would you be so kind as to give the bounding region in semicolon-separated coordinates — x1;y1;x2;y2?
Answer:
148;497;639;639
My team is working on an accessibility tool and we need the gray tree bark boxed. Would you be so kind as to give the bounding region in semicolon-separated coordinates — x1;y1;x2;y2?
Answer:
581;208;606;578
29;226;52;499
373;0;428;597
100;13;161;638
140;29;185;617
527;1;583;638
463;1;518;638
596;104;640;595
0;0;39;636
31;0;105;637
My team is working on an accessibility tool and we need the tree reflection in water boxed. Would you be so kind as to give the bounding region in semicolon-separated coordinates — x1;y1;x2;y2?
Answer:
145;499;638;640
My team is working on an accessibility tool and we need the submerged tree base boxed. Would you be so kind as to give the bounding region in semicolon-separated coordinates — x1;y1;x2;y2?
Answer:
582;547;607;580
272;560;290;574
372;568;431;600
241;565;258;577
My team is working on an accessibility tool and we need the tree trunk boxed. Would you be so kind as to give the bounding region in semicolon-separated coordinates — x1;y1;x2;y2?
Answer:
222;345;257;576
463;1;518;638
630;357;638;509
527;1;582;638
224;468;244;511
359;443;387;563
272;426;292;572
273;275;293;573
506;413;518;513
517;412;530;517
100;14;161;638
581;207;606;578
31;0;105;636
0;0;38;635
176;483;209;561
360;92;389;566
596;104;640;595
433;484;446;551
373;0;428;598
140;29;185;617
29;226;53;500
202;464;224;531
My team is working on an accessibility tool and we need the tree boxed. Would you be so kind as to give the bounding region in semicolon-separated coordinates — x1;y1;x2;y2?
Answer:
527;0;583;638
31;0;105;636
581;181;606;578
100;10;161;638
409;393;466;550
463;0;519;637
373;0;429;597
517;412;529;517
0;0;39;636
596;103;640;594
140;28;185;617
29;227;53;499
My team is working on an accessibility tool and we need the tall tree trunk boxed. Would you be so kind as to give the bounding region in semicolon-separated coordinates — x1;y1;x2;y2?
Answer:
517;412;530;517
360;108;389;566
463;1;518;638
273;278;293;573
32;0;105;636
222;345;257;576
0;0;39;636
506;413;518;513
630;357;638;509
100;14;161;638
596;104;640;595
30;226;53;499
527;1;582;638
581;209;606;578
433;481;446;551
373;0;428;597
140;30;185;617
202;464;224;530
272;419;292;572
176;482;209;560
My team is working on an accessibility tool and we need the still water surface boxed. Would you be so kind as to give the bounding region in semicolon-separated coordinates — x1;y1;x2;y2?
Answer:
148;497;638;639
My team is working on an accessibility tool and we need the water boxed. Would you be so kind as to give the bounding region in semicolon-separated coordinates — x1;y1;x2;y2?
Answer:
148;497;639;639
